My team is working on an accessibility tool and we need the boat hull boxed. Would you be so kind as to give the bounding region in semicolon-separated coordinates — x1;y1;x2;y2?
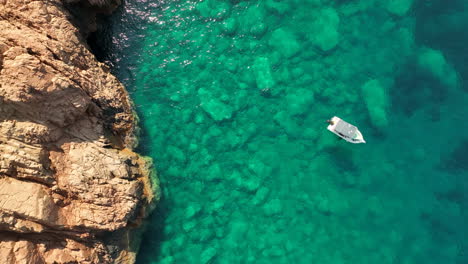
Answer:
327;116;366;144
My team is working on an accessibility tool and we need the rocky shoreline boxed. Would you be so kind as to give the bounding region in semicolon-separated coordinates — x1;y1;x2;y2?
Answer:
0;0;158;263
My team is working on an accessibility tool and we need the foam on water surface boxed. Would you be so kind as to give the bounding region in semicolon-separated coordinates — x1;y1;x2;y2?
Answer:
91;0;468;263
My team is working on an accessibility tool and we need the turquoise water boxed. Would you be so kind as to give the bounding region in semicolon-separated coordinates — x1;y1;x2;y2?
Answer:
91;0;468;263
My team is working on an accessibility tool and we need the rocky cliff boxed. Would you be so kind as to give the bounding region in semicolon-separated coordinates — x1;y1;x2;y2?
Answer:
0;0;158;263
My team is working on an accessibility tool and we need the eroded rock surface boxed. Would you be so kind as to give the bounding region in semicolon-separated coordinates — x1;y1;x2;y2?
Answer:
0;1;157;263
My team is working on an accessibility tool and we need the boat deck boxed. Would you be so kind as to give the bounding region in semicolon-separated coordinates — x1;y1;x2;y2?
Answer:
334;120;357;139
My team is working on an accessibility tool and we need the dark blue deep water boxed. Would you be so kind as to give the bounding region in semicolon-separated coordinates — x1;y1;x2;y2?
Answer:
91;0;468;263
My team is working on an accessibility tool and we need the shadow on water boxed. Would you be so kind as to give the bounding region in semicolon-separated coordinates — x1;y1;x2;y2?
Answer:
88;27;111;63
86;4;118;64
442;139;468;172
392;0;468;120
135;195;168;263
412;2;468;263
132;108;168;263
323;145;356;172
392;61;447;119
86;2;169;262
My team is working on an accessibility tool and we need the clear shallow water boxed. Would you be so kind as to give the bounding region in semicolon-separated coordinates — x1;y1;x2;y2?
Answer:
91;0;468;263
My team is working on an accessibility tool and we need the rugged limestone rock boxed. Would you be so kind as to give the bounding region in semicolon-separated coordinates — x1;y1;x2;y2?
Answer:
0;0;158;263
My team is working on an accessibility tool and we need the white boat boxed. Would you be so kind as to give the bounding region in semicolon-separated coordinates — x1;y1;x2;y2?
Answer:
326;116;366;144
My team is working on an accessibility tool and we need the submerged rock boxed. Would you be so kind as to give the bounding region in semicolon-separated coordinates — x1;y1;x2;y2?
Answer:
201;99;234;121
253;57;275;94
269;28;301;58
308;7;340;51
263;198;282;215
385;0;414;16
198;88;234;121
0;1;158;263
417;47;459;90
361;79;389;128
